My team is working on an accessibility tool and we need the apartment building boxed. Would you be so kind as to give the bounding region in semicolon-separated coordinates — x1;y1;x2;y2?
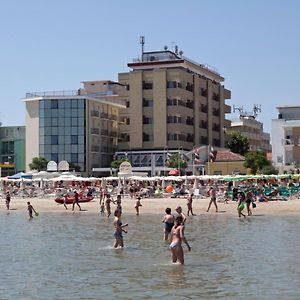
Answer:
23;81;125;175
0;126;25;176
272;105;300;170
229;115;271;152
116;48;231;172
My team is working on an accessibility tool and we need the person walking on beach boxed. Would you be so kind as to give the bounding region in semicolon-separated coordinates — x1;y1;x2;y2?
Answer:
162;207;175;241
207;186;218;213
245;190;253;216
135;196;142;215
27;201;37;219
106;194;113;218
113;209;128;248
169;215;191;265
186;193;195;216
5;191;11;210
72;190;82;211
237;193;246;218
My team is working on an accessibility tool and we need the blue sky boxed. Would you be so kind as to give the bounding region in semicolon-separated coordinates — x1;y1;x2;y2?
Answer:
1;0;299;134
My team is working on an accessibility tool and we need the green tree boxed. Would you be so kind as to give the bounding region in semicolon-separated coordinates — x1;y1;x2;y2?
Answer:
111;158;129;170
244;150;270;174
69;162;81;172
225;131;250;156
260;165;279;175
166;153;188;175
29;157;48;171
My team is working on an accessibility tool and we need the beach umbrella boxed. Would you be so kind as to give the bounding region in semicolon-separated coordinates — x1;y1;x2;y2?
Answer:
169;169;179;176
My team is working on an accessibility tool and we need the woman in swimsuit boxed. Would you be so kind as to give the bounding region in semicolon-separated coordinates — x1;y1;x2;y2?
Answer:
186;193;195;216
245;190;253;216
169;215;191;265
113;209;128;248
162;207;174;241
237;192;246;218
106;194;113;218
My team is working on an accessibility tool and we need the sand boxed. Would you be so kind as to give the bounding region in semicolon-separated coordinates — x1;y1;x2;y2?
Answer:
3;195;300;217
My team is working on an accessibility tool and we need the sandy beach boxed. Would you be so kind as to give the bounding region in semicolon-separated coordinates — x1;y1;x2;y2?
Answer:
3;195;300;217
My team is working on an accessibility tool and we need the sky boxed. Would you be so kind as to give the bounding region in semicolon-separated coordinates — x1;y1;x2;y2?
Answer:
1;0;300;135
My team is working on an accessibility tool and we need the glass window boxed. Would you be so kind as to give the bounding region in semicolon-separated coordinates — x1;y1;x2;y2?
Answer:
71;100;78;108
58;100;64;109
39;144;44;154
39;100;45;109
78;117;85;126
65;127;71;135
71;145;78;153
58;118;64;127
64;109;72;118
44;100;51;109
78;108;85;117
71;153;78;162
78;144;85;153
71;127;78;135
51;145;58;152
51;109;58;117
65;153;71;162
51;153;58;162
65;99;71;108
58;153;65;162
71;135;78;144
71;108;78;117
65;135;71;144
44;118;51;126
71;118;78;126
78;135;84;144
39;117;45;127
51;127;58;135
39;127;45;136
44;145;51;153
44;127;51;135
52;118;58;126
51;135;58;144
51;100;58;109
65;118;71;126
58;145;64;153
39;109;45;118
58;109;64;118
78;127;84;135
78;100;85;108
58;136;65;144
45;109;51;118
65;145;71;153
78;154;85;163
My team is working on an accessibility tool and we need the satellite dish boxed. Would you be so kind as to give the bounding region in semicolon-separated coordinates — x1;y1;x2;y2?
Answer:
179;50;183;56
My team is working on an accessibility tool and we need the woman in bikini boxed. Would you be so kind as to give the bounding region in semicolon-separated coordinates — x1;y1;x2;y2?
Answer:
169;215;191;265
113;209;128;248
106;194;113;218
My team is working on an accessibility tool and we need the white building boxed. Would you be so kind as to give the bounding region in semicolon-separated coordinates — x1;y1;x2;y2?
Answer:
272;105;300;170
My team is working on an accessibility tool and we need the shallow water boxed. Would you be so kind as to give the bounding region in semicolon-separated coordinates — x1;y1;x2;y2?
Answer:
1;211;300;299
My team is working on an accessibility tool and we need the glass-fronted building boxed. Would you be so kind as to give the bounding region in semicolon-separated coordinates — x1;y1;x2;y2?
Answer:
24;81;126;175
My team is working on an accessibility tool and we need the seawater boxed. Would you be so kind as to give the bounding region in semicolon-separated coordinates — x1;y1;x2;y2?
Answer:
1;211;300;299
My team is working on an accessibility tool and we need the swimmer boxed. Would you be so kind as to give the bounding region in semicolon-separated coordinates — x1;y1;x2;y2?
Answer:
113;209;128;248
135;197;142;215
207;186;218;212
175;206;187;225
169;215;191;265
114;194;122;215
5;191;11;210
106;194;113;218
162;207;175;241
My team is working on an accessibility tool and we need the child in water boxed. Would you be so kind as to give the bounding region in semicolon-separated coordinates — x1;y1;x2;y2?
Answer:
135;197;142;215
27;201;37;219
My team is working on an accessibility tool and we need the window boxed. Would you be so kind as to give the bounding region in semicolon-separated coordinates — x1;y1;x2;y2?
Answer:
51;153;58;162
71;135;78;144
142;81;153;90
200;88;207;97
143;116;153;124
143;98;153;107
71;153;78;163
51;135;58;145
212;93;219;101
126;84;130;91
126;101;130;108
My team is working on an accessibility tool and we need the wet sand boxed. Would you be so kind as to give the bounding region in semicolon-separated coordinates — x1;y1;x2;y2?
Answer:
3;195;300;216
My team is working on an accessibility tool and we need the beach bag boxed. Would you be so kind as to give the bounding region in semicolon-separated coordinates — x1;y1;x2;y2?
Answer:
252;202;256;208
238;202;245;210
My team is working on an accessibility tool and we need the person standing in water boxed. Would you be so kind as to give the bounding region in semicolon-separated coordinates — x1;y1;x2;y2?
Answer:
5;191;11;210
114;194;122;215
106;194;113;218
135;196;142;215
27;201;37;219
186;193;195;216
162;207;175;241
175;206;187;225
113;209;128;248
245;190;253;216
207;186;218;212
237;192;246;218
169;215;191;265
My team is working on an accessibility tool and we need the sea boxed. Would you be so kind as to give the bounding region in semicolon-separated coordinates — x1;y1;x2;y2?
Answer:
1;210;300;299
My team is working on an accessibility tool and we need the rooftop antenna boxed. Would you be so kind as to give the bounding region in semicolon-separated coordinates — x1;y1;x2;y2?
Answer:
233;105;245;117
252;104;262;118
139;35;145;54
175;45;179;55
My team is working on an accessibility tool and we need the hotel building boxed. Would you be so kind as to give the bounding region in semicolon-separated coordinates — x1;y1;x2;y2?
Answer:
23;81;125;175
116;48;231;173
